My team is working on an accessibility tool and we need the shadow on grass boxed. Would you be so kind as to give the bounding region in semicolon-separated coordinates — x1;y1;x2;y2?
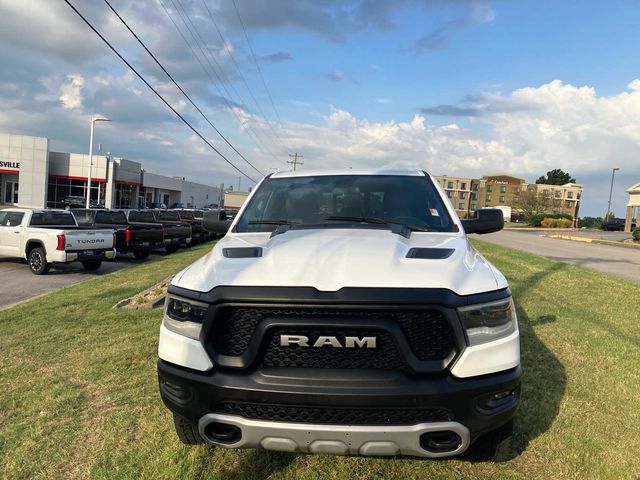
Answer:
509;262;567;456
215;450;297;480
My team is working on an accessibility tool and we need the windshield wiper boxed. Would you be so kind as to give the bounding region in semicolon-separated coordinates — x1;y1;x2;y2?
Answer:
324;216;432;232
247;219;299;225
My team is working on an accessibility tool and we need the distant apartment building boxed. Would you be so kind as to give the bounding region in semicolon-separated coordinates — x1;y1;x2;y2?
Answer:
435;173;583;219
434;175;473;218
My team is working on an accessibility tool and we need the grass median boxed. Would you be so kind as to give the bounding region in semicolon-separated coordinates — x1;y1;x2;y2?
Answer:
1;240;639;479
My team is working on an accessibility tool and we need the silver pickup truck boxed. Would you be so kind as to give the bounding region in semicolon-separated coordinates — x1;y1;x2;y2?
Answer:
0;208;116;274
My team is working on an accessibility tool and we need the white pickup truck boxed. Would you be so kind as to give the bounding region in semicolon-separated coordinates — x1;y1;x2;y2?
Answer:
0;208;116;274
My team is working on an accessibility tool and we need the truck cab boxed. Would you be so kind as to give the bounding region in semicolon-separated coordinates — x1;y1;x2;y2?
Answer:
0;208;116;274
157;170;521;460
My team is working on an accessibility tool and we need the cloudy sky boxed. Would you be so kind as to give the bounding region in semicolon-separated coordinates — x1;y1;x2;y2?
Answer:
1;0;639;215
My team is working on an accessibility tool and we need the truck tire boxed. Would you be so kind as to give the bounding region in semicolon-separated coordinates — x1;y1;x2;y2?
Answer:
165;244;180;254
465;419;514;462
133;250;150;260
28;247;50;275
173;414;205;445
81;259;102;271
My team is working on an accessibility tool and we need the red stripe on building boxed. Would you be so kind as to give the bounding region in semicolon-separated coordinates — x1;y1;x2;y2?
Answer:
114;179;143;186
0;169;20;175
48;174;107;182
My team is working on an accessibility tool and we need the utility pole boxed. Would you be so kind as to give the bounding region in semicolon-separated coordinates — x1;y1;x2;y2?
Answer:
238;176;241;192
605;167;620;220
288;153;304;172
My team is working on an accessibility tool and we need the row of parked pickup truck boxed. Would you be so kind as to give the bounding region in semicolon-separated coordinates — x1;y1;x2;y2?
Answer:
0;207;223;274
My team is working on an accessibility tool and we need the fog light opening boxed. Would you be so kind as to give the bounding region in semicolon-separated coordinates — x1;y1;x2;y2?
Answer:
203;421;242;444
420;431;462;453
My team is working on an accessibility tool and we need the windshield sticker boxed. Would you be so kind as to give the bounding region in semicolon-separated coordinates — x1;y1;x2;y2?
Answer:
429;208;439;216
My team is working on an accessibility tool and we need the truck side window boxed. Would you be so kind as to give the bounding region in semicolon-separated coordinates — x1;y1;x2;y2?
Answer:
0;212;25;226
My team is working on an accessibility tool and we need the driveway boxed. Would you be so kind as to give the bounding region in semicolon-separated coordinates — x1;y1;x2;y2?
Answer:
478;229;640;283
0;256;143;310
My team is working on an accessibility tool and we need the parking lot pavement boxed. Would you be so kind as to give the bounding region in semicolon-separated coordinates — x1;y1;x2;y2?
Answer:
551;229;632;241
0;256;143;310
478;229;640;282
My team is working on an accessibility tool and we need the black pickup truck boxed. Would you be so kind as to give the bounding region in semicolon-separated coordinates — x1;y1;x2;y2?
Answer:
124;210;192;253
163;210;209;244
72;209;164;259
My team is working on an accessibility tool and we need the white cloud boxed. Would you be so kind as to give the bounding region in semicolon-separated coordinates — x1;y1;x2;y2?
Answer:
236;80;640;215
59;74;84;110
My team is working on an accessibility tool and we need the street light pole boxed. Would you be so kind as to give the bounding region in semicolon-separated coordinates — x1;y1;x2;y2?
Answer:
605;167;620;220
86;116;111;208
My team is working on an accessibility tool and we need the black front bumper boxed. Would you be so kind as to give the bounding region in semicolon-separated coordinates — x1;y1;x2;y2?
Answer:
158;360;521;443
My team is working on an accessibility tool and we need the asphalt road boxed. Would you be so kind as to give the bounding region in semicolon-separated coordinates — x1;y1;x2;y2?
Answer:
479;230;640;282
0;256;143;310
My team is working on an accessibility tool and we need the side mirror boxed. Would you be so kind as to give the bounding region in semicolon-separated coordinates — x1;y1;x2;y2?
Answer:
203;209;230;236
461;209;504;235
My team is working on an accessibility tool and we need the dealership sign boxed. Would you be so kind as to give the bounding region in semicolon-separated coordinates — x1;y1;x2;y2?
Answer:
0;161;20;169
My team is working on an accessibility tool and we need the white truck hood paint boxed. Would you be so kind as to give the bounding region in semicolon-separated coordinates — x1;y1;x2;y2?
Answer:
172;228;501;296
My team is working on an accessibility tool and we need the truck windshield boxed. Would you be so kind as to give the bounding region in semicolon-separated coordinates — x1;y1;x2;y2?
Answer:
30;212;76;226
129;211;156;223
159;212;180;221
235;175;457;233
95;211;128;224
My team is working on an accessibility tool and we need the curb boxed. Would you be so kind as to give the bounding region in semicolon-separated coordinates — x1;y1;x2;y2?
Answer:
543;234;640;250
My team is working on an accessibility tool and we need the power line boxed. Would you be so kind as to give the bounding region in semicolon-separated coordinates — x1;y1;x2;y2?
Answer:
62;0;257;183
172;0;285;156
102;0;263;176
158;0;281;162
199;0;291;156
232;0;291;149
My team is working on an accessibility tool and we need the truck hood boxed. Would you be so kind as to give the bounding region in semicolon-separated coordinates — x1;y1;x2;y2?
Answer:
173;228;504;296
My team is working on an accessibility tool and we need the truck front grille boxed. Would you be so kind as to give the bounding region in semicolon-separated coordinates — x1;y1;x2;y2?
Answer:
216;402;451;425
209;305;456;370
260;326;406;370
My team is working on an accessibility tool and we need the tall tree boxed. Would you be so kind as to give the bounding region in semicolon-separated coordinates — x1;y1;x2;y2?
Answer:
513;189;563;219
536;169;576;185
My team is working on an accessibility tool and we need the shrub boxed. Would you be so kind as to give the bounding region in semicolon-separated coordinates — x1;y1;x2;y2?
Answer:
633;227;640;241
528;212;573;227
541;217;573;228
579;216;603;229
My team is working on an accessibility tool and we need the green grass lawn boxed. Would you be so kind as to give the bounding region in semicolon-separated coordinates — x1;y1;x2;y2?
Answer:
1;240;639;479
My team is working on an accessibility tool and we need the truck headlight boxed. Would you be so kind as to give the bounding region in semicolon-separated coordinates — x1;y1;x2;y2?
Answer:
458;297;517;346
163;296;207;340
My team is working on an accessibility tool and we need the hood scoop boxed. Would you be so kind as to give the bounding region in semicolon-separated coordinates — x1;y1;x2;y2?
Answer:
223;247;263;258
406;248;455;259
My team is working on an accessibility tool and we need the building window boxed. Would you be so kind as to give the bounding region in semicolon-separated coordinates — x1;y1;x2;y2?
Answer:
513;187;520;194
567;192;573;199
486;194;492;201
447;191;453;198
470;203;476;210
471;193;477;200
500;185;507;193
458;203;464;209
555;191;562;198
461;182;467;190
114;183;136;209
487;185;493;192
499;195;505;203
472;184;478;191
46;176;105;208
459;192;466;199
447;181;453;189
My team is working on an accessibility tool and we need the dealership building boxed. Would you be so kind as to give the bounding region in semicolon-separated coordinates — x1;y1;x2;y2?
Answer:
0;133;222;209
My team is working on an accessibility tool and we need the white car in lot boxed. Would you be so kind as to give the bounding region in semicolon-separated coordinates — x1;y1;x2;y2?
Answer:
0;208;116;274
